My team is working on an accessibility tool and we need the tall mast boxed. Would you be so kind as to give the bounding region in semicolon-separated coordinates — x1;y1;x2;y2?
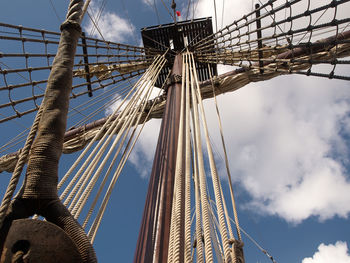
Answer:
134;53;183;263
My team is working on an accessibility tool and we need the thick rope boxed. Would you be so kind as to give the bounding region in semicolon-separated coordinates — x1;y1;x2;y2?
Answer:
191;117;204;263
184;53;192;263
59;55;163;192
190;52;232;263
89;91;163;242
80;0;91;23
62;91;138;205
209;200;224;263
82;71;168;229
0;104;43;229
0;1;98;262
72;58;166;218
220;181;234;240
86;72;165;240
208;65;242;242
22;0;83;199
189;51;213;262
167;181;177;263
60;55;165;205
65;57;165;212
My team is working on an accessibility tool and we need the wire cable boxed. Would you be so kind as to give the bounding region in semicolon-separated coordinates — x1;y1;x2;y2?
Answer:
48;0;62;23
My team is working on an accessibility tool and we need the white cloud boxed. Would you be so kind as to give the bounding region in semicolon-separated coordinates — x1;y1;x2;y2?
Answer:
93;0;350;224
203;74;350;223
302;241;350;263
141;0;153;8
84;1;135;43
188;0;350;223
189;0;251;30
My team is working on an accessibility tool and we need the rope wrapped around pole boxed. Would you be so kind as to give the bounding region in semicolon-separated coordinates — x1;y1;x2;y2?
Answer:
0;1;97;262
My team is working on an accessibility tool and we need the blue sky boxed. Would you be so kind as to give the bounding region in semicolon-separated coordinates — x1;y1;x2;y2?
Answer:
1;0;350;262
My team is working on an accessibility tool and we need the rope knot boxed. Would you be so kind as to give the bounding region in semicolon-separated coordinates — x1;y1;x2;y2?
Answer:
60;20;82;32
212;77;220;87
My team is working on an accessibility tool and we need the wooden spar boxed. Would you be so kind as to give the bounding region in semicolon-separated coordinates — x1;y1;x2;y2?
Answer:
255;3;264;74
134;54;183;263
81;32;93;97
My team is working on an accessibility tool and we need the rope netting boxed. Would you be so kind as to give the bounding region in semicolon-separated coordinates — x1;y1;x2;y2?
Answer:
2;18;350;173
0;22;155;124
1;0;350;171
4;0;350;262
0;48;275;262
193;0;350;80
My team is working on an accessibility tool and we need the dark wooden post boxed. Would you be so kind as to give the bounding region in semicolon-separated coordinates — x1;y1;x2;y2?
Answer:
134;53;183;263
255;3;264;74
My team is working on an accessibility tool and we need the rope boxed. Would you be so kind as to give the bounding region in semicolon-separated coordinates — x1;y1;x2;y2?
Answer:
0;18;149;124
168;180;177;263
208;65;242;241
0;128;29;154
68;75;137;123
58;55;164;199
184;52;192;263
0;103;43;229
1;1;98;262
228;217;277;263
191;120;204;263
49;0;62;22
71;99;143;216
194;0;348;51
87;68;166;240
190;52;232;262
71;57;166;218
188;51;213;262
61;56;165;212
80;0;92;23
193;175;204;261
219;181;234;240
82;72;169;229
54;55;166;245
65;96;134;208
85;77;167;239
59;85;135;199
209;200;224;263
168;53;186;262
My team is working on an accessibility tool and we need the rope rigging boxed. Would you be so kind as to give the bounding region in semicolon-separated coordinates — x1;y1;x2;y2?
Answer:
0;21;154;123
0;0;350;262
193;1;350;59
1;2;349;126
1;27;350;178
1;1;98;262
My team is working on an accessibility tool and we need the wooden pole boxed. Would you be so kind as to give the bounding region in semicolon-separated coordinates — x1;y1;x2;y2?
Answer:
134;53;183;263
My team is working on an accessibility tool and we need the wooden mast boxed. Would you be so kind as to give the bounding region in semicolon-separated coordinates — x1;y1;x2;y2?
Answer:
134;53;183;263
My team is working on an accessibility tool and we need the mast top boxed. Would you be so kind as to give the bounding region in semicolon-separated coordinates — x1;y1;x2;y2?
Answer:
141;17;217;87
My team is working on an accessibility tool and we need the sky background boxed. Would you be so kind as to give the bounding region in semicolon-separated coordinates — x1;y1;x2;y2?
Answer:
1;0;350;262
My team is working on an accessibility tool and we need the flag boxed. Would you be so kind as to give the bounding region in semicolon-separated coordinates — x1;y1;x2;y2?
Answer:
176;11;181;17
